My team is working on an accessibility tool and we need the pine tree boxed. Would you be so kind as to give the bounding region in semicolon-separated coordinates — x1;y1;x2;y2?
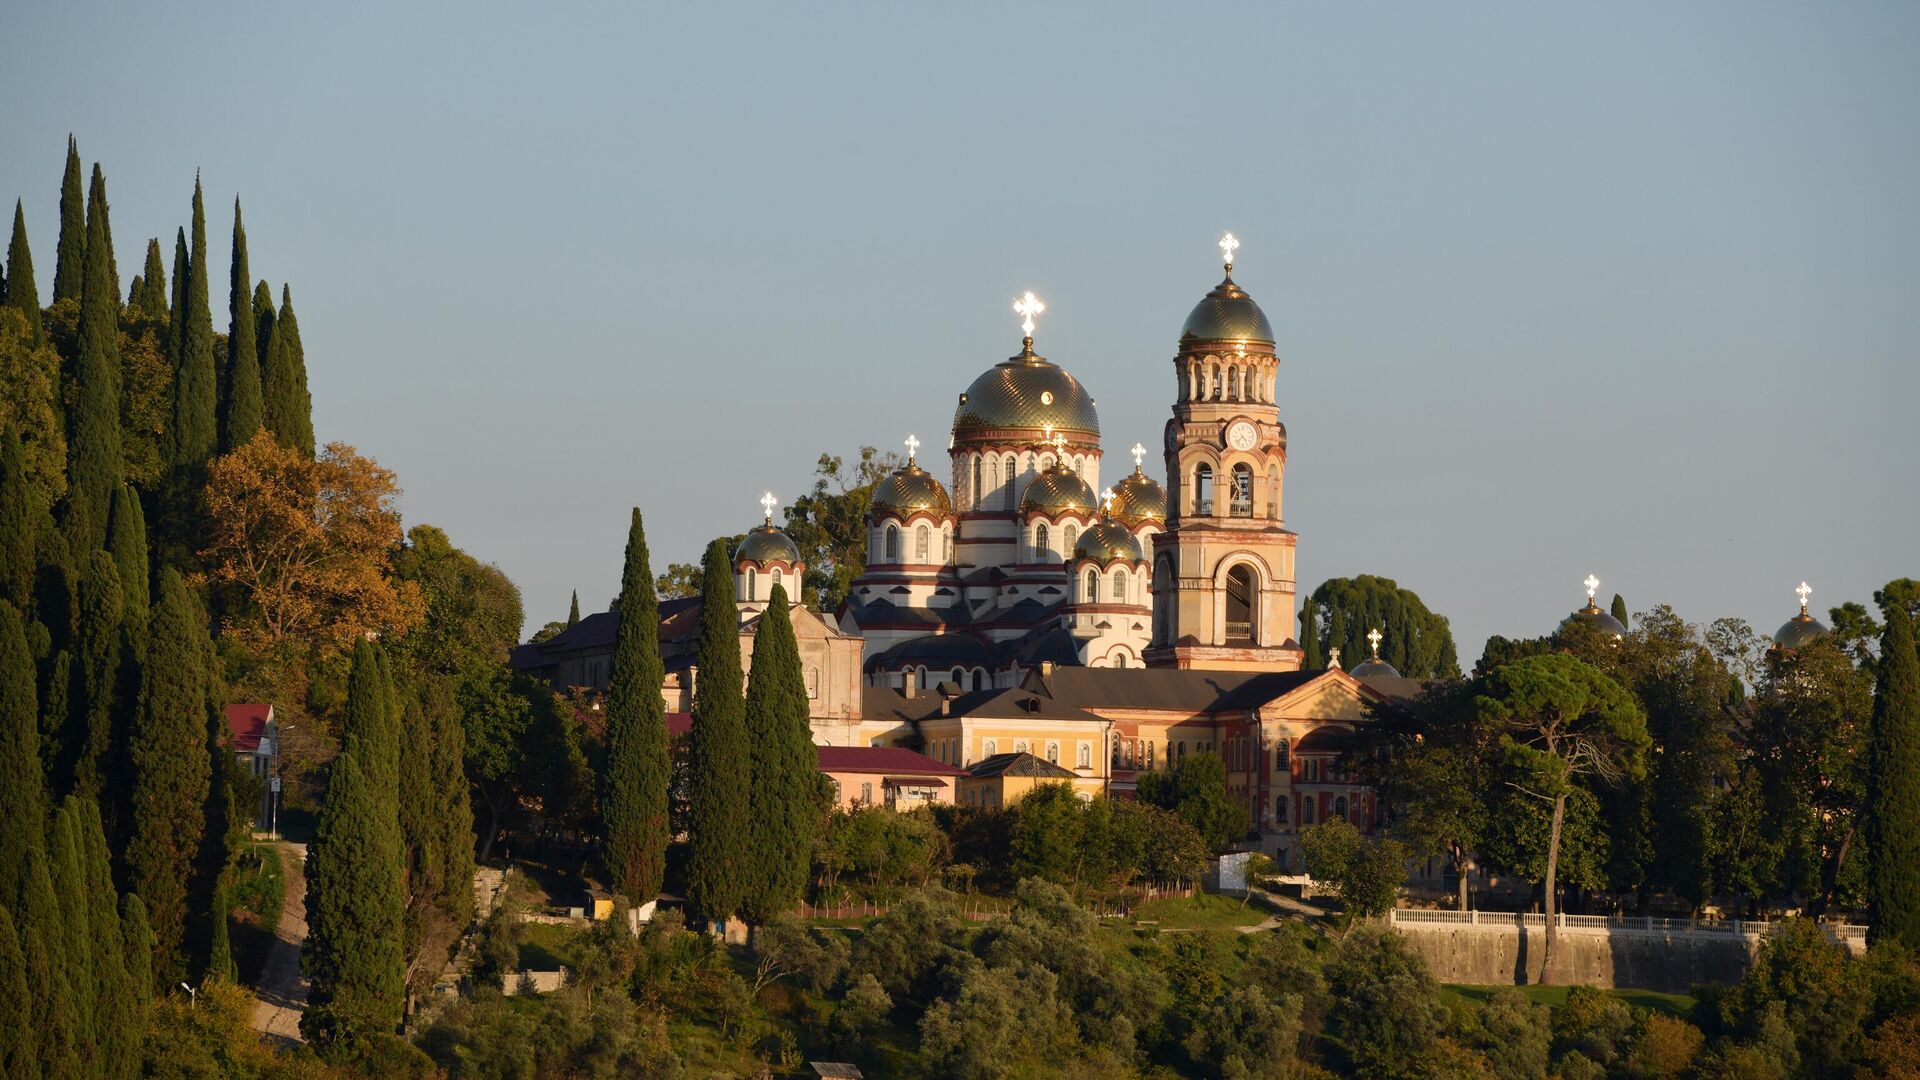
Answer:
127;569;211;985
220;198;262;451
1866;598;1920;949
64;163;126;556
52;136;84;303
741;585;820;923
0;429;34;612
69;551;122;799
302;638;405;1047
85;164;119;311
263;284;315;457
131;238;167;317
6;201;42;342
568;589;580;628
121;893;153;1005
0;907;36;1077
687;539;750;926
1610;593;1630;631
602;508;669;905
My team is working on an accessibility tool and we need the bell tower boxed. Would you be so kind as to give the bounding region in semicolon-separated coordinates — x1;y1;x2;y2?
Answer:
1144;235;1303;672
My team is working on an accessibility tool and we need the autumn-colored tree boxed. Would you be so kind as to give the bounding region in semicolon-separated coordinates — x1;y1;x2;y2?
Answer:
0;308;66;509
199;431;424;655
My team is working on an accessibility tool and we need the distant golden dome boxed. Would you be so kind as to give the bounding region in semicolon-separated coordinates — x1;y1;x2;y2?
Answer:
1021;465;1098;516
1774;613;1830;651
1073;521;1144;564
953;352;1100;439
737;525;800;565
1181;273;1274;346
871;462;953;517
1109;468;1167;527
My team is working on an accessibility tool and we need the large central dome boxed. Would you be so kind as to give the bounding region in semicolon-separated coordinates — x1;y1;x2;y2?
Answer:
953;351;1100;440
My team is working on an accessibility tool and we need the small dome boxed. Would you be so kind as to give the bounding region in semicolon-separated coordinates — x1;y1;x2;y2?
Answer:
1109;468;1167;527
1774;613;1830;651
1349;656;1402;684
953;353;1100;439
1073;521;1144;564
1181;273;1274;346
872;462;953;517
737;524;800;565
1021;465;1098;516
1562;603;1627;638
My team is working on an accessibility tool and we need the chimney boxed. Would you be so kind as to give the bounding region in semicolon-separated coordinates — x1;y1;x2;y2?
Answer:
903;669;918;698
939;698;951;718
1039;661;1055;678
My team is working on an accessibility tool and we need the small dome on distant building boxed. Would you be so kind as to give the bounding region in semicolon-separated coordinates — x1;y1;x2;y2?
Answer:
1073;521;1144;564
1022;464;1098;516
1349;627;1402;684
738;492;801;565
1774;581;1830;651
1561;574;1627;638
1108;446;1167;527
872;458;953;517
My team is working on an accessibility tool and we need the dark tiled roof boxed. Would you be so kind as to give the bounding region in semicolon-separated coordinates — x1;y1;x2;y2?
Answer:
994;625;1079;667
816;746;964;776
509;597;704;672
1021;666;1325;715
842;600;974;629
966;752;1079;780
867;633;993;668
862;685;1105;725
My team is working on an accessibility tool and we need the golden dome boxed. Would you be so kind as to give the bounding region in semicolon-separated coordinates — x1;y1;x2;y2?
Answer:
1073;521;1144;564
737;525;800;565
1181;273;1274;346
953;350;1099;440
1109;468;1167;527
871;462;953;517
1773;613;1829;651
1020;465;1098;516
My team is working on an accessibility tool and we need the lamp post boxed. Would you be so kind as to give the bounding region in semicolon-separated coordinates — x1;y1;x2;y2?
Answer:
180;982;196;1007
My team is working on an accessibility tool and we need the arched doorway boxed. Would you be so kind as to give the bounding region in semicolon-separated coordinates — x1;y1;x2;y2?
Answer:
1225;564;1256;644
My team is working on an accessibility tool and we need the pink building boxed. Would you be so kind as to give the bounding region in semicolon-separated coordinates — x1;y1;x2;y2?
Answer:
817;746;962;811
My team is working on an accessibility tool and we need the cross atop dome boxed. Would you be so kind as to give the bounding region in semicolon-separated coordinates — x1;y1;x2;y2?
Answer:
904;434;920;464
1584;574;1600;602
1219;231;1239;273
1101;487;1115;513
1367;627;1383;658
1131;442;1147;470
759;491;777;525
1013;290;1045;349
1797;581;1813;614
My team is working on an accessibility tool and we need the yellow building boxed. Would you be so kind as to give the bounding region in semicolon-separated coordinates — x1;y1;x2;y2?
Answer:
958;752;1085;809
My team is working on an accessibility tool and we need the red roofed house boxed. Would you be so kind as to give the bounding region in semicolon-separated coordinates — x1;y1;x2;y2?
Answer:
226;703;277;826
817;746;962;811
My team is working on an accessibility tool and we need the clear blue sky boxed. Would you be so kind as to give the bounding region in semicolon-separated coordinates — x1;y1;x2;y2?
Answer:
4;2;1915;658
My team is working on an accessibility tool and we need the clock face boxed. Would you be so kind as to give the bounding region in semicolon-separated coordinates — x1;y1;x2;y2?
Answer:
1226;421;1259;452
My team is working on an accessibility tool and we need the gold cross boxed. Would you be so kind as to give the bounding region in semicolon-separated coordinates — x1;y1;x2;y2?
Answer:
759;491;777;525
1013;291;1045;339
904;434;920;462
1101;487;1116;513
1584;574;1600;602
1219;232;1240;271
1367;628;1383;658
1131;442;1147;469
1796;581;1812;613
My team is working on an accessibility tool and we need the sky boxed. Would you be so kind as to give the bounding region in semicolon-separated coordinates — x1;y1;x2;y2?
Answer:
3;2;1916;660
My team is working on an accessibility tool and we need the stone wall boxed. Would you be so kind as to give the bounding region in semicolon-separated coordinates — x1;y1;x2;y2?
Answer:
1397;925;1759;994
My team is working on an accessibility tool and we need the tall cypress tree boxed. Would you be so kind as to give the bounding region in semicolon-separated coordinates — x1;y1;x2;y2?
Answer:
263;284;315;457
120;893;153;1005
65;164;126;556
1866;598;1920;949
220;199;262;451
252;279;274;371
601;508;668;905
686;539;749;927
78;799;137;1080
1610;593;1630;632
0;429;34;613
127;569;211;985
399;690;436;972
302;637;405;1047
425;678;474;931
1299;600;1322;670
85;164;118;311
50;799;96;1066
167;228;188;364
68;551;123;800
52;136;84;303
6;201;42;342
741;585;820;923
169;180;218;469
106;485;149;638
0;606;48;910
22;923;78;1079
131;238;167;318
0;907;34;1077
568;589;580;628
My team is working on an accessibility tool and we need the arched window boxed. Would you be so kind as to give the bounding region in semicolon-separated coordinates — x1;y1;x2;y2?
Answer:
806;666;819;698
986;458;998;508
971;456;982;509
1335;795;1348;821
915;524;930;563
1004;455;1017;509
1146;740;1155;768
1084;569;1098;602
770;567;782;596
884;524;900;562
1226;564;1256;644
1113;569;1128;604
1112;740;1122;768
1077;743;1091;769
1301;798;1316;825
745;567;757;601
1034;523;1049;561
1014;740;1030;755
1267;464;1281;520
1276;741;1290;772
1063;523;1077;555
1039;453;1054;471
1193;463;1213;515
1046;741;1059;764
1177;740;1187;763
972;668;987;690
1229;463;1254;517
943;528;952;561
983;739;997;757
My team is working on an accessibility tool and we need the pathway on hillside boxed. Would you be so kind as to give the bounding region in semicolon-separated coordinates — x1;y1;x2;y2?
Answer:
249;842;309;1045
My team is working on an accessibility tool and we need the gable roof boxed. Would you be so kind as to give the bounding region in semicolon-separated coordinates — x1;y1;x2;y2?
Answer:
225;703;273;753
816;746;964;776
1020;666;1326;715
966;752;1079;780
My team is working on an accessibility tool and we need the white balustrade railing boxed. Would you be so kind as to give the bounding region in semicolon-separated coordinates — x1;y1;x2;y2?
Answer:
1389;908;1869;944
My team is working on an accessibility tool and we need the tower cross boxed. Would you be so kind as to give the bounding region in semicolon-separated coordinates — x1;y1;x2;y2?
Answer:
1367;627;1383;658
759;491;777;525
1219;232;1240;271
1796;581;1812;613
1013;290;1046;340
904;434;920;462
1132;442;1147;469
1101;487;1116;513
1584;574;1600;602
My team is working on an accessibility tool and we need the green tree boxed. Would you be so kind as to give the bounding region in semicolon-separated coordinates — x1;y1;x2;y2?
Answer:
121;893;153;1003
85;163;119;310
601;509;669;904
6;200;44;341
742;584;823;923
1475;652;1649;984
425;678;474;934
686;538;750;927
568;589;580;627
0;907;35;1076
302;638;406;1048
1300;575;1461;679
107;485;150;636
66;551;123;800
783;447;900;611
1300;596;1323;669
0;606;49;916
0;430;36;612
1301;818;1406;922
1368;681;1485;910
1610;593;1630;631
49;799;96;1058
0;307;66;509
389;523;523;681
1138;750;1247;849
127;569;212;985
219;198;262;452
1866;596;1920;949
262;284;314;457
1009;782;1085;885
78;799;139;1079
1323;927;1446;1079
22;921;79;1079
129;237;167;317
167;227;187;359
52;136;84;303
64;161;126;556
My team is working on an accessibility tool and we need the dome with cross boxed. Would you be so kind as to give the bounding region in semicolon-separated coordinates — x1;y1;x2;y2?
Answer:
1021;463;1099;516
1560;574;1627;638
872;462;954;518
1108;443;1167;527
952;291;1100;442
1349;627;1402;684
1773;581;1830;651
1181;233;1275;347
737;492;802;565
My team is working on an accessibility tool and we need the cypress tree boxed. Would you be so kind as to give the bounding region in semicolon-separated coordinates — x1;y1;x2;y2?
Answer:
78;799;137;1080
252;279;274;371
34;525;78;655
64;164;126;557
1299;600;1322;670
1610;593;1630;631
52;136;84;303
0;606;48;908
85;164;119;310
127;569;211;985
130;238;167;316
106;485;149;637
425;678;474;930
302;638;405;1047
568;589;580;628
687;538;750;926
263;284;315;456
0;429;34;612
741;585;819;923
22;924;79;1080
169;179;217;471
399;690;436;968
50;800;96;1061
167;228;188;363
69;551;122;799
1866;599;1920;949
220;198;262;451
601;508;669;905
6;200;42;342
0;907;35;1077
121;893;153;1005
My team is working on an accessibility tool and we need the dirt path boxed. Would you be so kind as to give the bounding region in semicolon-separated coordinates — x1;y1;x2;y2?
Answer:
249;842;309;1045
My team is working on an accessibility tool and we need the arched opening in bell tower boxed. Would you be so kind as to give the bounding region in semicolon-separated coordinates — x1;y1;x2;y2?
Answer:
1229;463;1254;518
1225;564;1257;645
